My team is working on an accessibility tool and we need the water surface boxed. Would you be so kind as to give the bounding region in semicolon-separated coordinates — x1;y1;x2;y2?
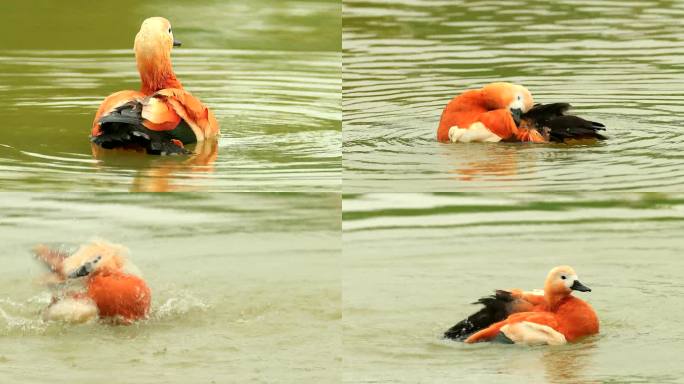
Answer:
343;193;684;383
0;193;340;383
0;0;341;192
343;0;684;191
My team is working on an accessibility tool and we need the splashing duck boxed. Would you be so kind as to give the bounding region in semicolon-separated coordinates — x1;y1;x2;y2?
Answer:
91;17;219;155
444;266;599;345
34;240;151;324
437;82;606;144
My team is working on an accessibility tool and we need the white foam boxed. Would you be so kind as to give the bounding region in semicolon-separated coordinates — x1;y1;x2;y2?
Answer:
43;297;98;324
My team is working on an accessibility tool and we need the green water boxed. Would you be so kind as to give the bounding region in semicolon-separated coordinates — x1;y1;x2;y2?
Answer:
343;0;684;191
0;0;341;192
0;193;340;383
343;193;684;383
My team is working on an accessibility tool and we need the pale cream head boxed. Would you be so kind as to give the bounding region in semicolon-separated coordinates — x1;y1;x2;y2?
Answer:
61;239;128;278
544;265;591;299
481;82;534;113
545;265;577;295
134;17;177;57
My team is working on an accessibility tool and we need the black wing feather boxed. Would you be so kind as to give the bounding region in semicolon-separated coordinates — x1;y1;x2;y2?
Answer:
92;100;196;155
443;290;515;341
521;102;607;142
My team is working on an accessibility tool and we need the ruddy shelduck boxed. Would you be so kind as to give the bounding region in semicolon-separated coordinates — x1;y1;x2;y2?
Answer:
437;82;606;144
444;266;599;345
34;240;151;324
91;17;219;155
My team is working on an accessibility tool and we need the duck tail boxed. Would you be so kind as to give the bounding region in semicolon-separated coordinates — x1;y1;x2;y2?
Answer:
443;290;514;341
91;101;147;148
521;102;607;142
545;115;607;142
91;101;190;155
33;244;69;274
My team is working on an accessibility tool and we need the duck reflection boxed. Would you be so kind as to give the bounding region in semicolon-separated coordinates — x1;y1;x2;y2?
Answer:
90;138;218;192
540;339;600;384
442;144;539;182
492;338;599;384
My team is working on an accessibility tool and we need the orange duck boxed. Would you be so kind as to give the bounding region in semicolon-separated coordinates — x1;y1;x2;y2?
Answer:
444;266;599;345
91;17;219;155
437;82;606;144
34;240;151;324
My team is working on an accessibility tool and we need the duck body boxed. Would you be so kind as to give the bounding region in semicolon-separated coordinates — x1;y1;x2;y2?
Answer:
92;90;214;155
42;270;151;323
444;266;599;345
35;240;151;324
91;17;219;155
86;268;151;321
437;82;543;143
443;289;537;341
464;296;598;345
437;83;606;144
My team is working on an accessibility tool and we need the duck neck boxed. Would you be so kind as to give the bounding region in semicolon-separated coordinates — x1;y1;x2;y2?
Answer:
91;267;117;277
544;290;569;310
136;51;183;95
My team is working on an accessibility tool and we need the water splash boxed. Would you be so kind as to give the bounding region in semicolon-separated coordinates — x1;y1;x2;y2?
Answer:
152;291;210;320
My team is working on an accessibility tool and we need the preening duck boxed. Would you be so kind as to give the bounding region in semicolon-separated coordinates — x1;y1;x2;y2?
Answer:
34;240;151;324
91;17;219;155
444;266;599;345
437;82;606;144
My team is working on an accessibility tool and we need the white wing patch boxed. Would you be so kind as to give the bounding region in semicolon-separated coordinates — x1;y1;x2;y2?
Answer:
448;122;502;143
43;296;98;323
525;289;544;296
501;321;567;345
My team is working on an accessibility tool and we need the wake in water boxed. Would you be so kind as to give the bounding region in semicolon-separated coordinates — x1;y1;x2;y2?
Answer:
0;291;209;335
0;295;52;334
152;291;210;321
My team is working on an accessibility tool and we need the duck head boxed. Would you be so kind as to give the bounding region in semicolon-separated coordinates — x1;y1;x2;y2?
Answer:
134;17;183;94
62;240;128;279
480;82;534;125
544;265;591;308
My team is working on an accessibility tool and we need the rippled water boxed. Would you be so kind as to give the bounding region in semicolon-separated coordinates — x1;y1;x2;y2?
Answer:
0;193;340;383
343;0;684;191
0;0;340;192
343;193;684;383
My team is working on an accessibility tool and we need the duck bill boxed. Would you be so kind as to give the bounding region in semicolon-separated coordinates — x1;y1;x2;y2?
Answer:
570;280;591;292
67;255;101;279
68;263;92;279
173;39;182;47
510;108;522;126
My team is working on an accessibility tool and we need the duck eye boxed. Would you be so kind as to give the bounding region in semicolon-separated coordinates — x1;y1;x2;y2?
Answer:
517;95;522;100
561;275;567;280
168;28;172;34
